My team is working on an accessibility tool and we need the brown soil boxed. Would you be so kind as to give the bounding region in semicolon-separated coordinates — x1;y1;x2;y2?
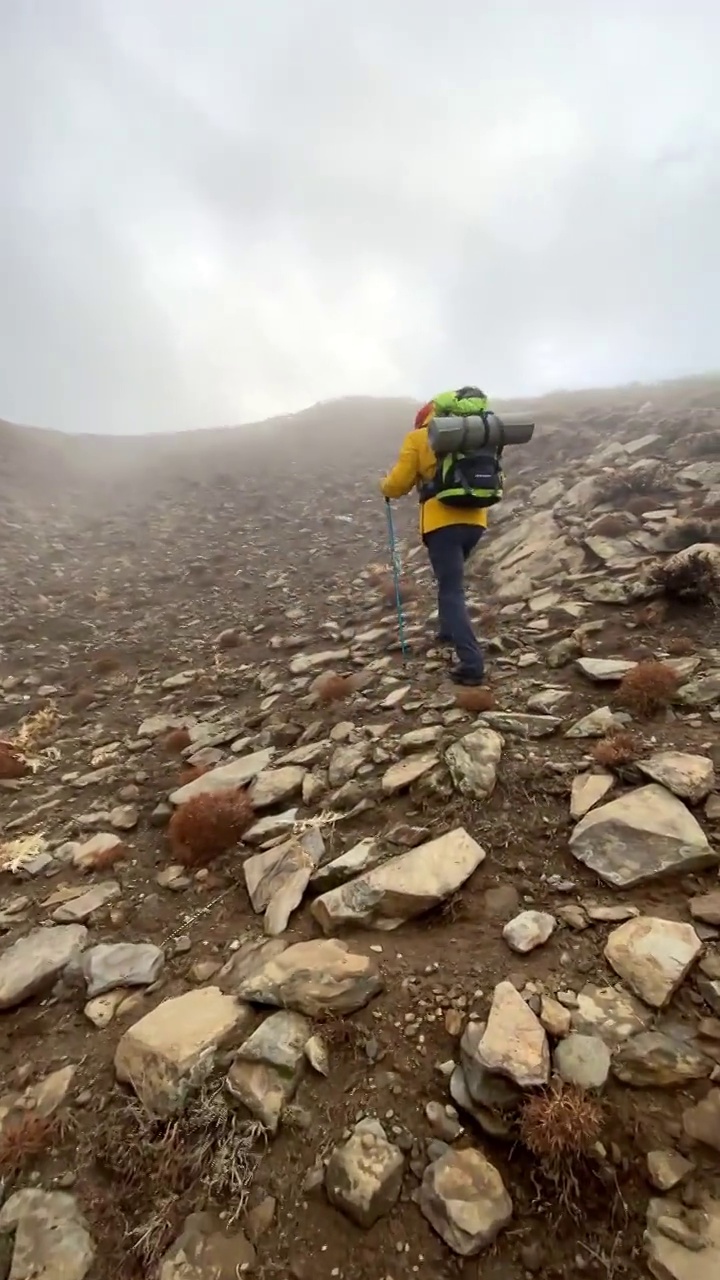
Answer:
1;377;720;1279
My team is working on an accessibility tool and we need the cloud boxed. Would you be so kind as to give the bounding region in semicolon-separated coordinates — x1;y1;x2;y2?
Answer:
0;0;718;433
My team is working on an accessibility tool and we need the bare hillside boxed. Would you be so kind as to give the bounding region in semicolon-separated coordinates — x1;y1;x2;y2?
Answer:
1;375;720;1280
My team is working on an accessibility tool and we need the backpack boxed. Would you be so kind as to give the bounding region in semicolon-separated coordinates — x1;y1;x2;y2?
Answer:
421;386;504;510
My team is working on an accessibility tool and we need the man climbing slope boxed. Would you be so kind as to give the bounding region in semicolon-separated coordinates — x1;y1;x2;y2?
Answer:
380;387;491;687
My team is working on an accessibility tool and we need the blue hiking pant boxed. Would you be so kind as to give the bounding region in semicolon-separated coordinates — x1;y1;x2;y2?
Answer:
423;524;484;675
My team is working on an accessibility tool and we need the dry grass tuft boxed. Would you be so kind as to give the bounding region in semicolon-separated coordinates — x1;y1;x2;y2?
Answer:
635;601;667;628
664;517;720;551
313;672;354;703
367;563;416;605
168;789;254;867
84;1083;267;1276
91;655;124;676
454;686;495;712
0;833;49;873
69;687;96;715
0;741;29;780
14;705;60;752
315;1015;364;1058
588;513;632;538
616;661;679;718
216;628;241;650
176;764;209;787
162;727;192;754
664;635;696;655
519;1083;606;1191
625;494;662;516
592;731;642;769
655;545;720;603
0;1111;65;1182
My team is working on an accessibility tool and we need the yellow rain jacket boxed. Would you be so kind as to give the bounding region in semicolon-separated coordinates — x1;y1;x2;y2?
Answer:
380;424;489;537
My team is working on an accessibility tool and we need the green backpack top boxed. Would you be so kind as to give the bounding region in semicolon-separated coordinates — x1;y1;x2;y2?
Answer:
422;386;504;510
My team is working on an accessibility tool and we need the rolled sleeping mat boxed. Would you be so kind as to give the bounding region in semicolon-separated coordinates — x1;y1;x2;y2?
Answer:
428;413;535;454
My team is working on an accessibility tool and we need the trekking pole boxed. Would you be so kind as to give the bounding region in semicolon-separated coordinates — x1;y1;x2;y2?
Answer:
384;499;409;660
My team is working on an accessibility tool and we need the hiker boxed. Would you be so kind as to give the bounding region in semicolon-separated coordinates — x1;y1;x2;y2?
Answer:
380;388;494;687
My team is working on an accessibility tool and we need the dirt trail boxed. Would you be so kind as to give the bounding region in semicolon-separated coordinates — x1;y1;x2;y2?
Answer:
1;378;720;1280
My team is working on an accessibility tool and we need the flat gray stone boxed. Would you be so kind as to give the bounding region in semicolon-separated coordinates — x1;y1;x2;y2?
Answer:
605;917;703;1009
309;838;389;893
569;784;717;888
571;983;652;1047
477;712;561;738
645;1195;720;1280
612;1031;712;1087
444;728;504;799
419;1148;513;1256
0;1190;94;1280
169;750;274;804
577;657;637;682
502;910;556;954
50;881;121;923
225;1010;309;1131
311;827;486;934
234;938;383;1016
249;766;306;809
646;1150;694;1193
553;1033;611;1089
477;981;549;1088
0;925;88;1011
637;752;715;802
115;987;253;1116
82;942;165;998
325;1119;404;1228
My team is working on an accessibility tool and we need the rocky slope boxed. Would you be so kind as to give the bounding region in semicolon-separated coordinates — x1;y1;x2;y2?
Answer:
1;376;720;1280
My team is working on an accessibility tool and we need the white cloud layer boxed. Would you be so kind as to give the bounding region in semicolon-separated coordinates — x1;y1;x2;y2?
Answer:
1;0;719;433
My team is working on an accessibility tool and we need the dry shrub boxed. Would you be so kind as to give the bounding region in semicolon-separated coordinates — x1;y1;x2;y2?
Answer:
635;600;667;628
312;671;369;702
593;472;632;505
625;494;661;516
69;687;96;714
0;741;29;780
176;764;208;787
91;654;123;676
454;686;495;712
82;841;128;873
664;635;696;655
519;1084;605;1189
162;727;192;754
168;789;254;867
370;568;416;605
85;1085;267;1276
664;517;720;551
0;1111;64;1182
686;430;720;457
588;513;632;538
616;661;679;717
656;546;720;603
216;629;241;651
313;672;353;702
477;605;499;635
592;731;642;768
316;1016;363;1058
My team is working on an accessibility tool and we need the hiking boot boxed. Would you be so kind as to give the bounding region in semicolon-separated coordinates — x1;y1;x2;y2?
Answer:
450;665;485;687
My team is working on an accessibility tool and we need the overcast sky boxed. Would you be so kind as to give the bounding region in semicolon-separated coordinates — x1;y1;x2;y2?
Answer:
1;0;718;434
